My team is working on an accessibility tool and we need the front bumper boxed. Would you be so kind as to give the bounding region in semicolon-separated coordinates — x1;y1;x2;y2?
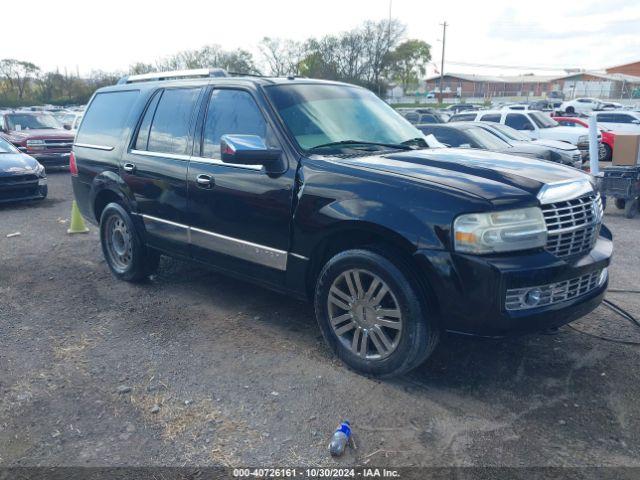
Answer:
0;182;47;204
28;151;71;167
414;227;613;336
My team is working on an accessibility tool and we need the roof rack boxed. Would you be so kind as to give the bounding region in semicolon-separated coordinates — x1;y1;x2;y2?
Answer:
117;68;228;85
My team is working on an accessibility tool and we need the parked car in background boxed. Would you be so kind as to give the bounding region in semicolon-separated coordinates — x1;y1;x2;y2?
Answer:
444;104;478;114
54;111;84;131
402;111;445;124
560;97;604;115
553;116;616;161
416;123;554;161
0;111;74;168
0;135;47;203
470;122;583;169
454;109;605;161
593;111;640;134
71;71;611;377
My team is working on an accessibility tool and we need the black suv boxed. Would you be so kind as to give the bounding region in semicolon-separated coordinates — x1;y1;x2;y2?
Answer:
71;70;612;377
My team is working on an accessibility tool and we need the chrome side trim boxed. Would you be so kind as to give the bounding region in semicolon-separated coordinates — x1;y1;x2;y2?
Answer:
189;156;263;171
139;214;287;270
140;214;190;244
289;252;309;261
74;143;114;151
190;227;287;271
130;149;191;161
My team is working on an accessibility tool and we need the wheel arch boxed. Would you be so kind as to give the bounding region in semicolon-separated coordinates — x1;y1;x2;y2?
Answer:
90;171;135;222
302;220;440;317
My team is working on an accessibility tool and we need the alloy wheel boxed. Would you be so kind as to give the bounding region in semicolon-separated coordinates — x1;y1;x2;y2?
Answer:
327;268;402;360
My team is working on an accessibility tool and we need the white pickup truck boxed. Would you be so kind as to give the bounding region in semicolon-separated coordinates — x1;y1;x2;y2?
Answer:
452;109;603;160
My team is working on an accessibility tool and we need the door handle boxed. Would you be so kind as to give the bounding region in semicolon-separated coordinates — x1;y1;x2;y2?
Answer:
196;174;213;188
122;162;136;172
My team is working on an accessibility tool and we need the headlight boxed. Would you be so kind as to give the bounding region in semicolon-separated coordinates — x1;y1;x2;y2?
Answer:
34;162;45;177
453;207;547;254
578;135;588;144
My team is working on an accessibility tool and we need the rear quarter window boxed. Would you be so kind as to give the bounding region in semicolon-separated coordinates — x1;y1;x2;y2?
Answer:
76;90;140;148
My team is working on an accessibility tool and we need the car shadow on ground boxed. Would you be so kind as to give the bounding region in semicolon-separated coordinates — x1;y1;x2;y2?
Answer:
149;255;606;402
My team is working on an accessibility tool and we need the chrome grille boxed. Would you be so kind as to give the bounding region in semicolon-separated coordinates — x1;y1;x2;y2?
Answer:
542;193;602;258
505;269;605;311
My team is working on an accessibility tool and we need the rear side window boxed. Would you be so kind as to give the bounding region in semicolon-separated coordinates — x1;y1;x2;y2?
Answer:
144;88;201;155
480;114;501;123
76;90;139;147
134;92;162;150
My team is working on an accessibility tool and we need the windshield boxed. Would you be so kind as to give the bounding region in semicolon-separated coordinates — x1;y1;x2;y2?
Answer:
0;136;18;153
528;112;558;129
489;123;531;141
6;113;62;131
465;127;511;150
265;84;426;152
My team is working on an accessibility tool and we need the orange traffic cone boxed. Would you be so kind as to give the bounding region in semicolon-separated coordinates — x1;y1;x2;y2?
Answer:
67;201;89;234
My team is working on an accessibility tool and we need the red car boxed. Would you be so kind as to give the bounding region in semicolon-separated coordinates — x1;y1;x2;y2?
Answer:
552;116;615;161
0;111;74;168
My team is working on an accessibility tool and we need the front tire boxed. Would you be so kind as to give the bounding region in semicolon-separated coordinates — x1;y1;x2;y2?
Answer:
314;248;439;378
99;202;160;282
603;144;612;162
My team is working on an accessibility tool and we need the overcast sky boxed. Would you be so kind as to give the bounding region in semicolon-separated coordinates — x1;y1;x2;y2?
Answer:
3;0;639;77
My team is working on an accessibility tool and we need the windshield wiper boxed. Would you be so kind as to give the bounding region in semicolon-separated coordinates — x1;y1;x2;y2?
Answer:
308;140;413;152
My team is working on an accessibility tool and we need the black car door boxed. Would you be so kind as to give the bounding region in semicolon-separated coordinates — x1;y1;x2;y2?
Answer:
186;87;295;285
121;86;204;255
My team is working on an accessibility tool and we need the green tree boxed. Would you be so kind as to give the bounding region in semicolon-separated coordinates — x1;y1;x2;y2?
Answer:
388;39;431;92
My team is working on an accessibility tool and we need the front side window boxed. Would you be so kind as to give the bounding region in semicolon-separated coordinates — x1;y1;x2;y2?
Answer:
146;88;201;155
449;113;477;122
201;89;275;159
505;113;534;131
480;114;501;123
265;84;424;151
528;112;558;128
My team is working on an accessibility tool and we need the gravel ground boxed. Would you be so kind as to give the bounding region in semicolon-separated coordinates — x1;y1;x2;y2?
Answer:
1;170;639;468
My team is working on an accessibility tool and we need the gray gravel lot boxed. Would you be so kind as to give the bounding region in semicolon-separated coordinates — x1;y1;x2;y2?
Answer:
1;170;639;468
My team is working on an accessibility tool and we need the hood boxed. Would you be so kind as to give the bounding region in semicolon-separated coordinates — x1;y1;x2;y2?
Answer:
549;125;589;136
5;129;74;142
499;143;550;159
0;153;40;175
330;148;591;203
531;138;578;151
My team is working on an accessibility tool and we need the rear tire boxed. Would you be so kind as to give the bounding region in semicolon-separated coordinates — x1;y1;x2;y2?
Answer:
615;198;626;210
314;248;439;378
99;202;160;282
603;144;612;162
566;106;575;114
624;199;638;219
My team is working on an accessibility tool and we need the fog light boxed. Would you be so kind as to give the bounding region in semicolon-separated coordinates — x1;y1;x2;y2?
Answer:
598;268;608;287
523;288;542;307
38;178;47;186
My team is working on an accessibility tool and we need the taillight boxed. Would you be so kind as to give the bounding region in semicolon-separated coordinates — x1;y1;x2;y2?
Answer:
69;151;78;176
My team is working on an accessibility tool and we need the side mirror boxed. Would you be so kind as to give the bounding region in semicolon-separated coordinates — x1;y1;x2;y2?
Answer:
63;124;72;130
220;134;282;167
632;120;640;125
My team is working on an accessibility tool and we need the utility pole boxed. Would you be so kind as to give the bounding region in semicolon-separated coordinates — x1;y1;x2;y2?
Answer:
439;21;448;104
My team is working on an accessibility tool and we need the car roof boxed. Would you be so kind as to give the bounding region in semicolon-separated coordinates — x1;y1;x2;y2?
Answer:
97;75;361;94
